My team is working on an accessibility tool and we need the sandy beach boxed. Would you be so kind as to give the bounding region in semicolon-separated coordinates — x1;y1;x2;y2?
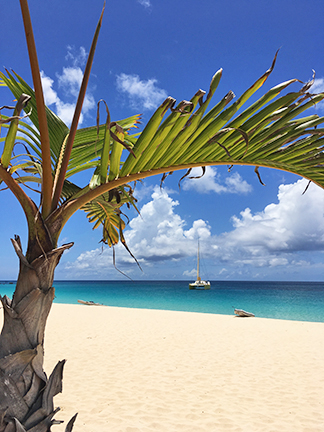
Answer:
2;303;324;431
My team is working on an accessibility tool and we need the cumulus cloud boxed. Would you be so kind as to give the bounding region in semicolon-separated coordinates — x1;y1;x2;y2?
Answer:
57;67;83;96
183;269;197;278
64;187;212;276
137;0;151;7
40;73;58;106
121;187;211;262
226;179;324;253
207;178;324;278
63;247;120;280
40;47;95;126
310;77;324;93
65;45;87;67
116;73;168;110
310;77;324;112
63;178;324;279
182;166;252;194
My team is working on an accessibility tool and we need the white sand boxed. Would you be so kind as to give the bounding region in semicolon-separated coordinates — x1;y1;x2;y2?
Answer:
1;303;324;431
43;304;324;432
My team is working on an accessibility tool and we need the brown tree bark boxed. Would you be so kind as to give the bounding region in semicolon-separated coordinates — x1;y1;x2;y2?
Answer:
0;236;74;432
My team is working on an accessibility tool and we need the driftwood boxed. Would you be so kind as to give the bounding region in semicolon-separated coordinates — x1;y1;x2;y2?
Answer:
234;308;255;317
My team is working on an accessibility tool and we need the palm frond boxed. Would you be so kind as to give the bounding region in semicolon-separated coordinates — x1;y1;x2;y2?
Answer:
0;71;141;189
81;183;138;243
0;70;69;161
116;61;324;188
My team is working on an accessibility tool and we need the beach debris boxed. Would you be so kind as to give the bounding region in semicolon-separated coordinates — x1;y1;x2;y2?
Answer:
77;300;102;306
234;308;255;317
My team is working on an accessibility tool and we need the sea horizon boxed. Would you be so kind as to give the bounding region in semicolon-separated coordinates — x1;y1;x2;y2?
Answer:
1;279;323;323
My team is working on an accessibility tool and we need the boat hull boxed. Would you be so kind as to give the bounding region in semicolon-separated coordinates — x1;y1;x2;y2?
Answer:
189;281;211;290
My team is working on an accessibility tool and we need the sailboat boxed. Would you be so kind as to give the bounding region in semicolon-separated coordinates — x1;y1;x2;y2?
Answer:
189;242;211;290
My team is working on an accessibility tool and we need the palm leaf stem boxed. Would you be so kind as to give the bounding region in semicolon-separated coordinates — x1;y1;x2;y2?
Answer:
51;3;105;212
108;125;124;181
19;0;53;218
98;101;111;183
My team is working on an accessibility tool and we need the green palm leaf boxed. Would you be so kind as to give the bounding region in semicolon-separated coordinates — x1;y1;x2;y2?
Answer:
82;185;138;246
0;70;69;161
117;66;324;188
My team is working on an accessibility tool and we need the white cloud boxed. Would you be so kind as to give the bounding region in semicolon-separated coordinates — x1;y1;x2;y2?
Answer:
310;77;324;112
122;188;210;262
183;269;196;278
182;166;252;194
65;46;87;67
57;67;83;96
269;257;289;267
55;101;78;126
310;77;324;93
219;268;228;275
41;70;76;126
137;0;151;7
40;47;95;126
226;179;324;253
210;179;324;276
40;73;58;106
64;187;212;276
131;183;154;203
67;249;107;270
63;178;324;279
64;248;118;280
127;179;324;275
116;73;168;110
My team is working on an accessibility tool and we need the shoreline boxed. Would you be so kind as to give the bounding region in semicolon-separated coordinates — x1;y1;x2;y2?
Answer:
56;301;324;323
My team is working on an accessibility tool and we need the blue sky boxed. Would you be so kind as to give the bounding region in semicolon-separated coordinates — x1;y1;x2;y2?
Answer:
1;0;324;281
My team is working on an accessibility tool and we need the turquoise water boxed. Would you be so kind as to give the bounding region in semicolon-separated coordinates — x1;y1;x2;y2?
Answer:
1;280;323;323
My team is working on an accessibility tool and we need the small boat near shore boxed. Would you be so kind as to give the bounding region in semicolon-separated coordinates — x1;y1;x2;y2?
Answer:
234;308;255;317
189;241;210;290
78;299;102;306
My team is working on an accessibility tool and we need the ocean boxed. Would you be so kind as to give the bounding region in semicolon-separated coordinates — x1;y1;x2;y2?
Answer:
0;280;323;323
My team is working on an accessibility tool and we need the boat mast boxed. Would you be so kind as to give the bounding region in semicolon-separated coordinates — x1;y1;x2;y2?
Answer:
197;241;201;281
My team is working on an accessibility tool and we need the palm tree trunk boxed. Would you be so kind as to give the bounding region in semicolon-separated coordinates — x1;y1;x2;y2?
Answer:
0;235;74;432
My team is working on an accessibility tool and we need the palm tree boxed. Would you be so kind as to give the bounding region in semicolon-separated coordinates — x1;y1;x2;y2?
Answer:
0;1;323;430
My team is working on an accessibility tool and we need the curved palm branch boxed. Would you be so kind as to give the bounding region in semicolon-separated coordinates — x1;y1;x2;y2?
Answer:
119;64;324;184
48;57;324;236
